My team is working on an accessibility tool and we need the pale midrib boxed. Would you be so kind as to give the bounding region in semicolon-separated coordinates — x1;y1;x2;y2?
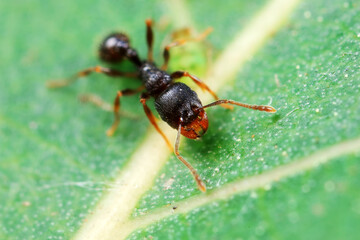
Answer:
73;0;301;239
122;138;360;236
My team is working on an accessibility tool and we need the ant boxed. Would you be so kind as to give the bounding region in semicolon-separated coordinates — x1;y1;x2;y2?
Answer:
47;19;276;192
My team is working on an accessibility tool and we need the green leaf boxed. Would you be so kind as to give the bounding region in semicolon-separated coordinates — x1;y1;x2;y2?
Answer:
1;0;359;240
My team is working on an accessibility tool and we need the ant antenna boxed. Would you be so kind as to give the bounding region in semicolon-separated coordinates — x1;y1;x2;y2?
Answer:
201;99;277;113
175;123;206;192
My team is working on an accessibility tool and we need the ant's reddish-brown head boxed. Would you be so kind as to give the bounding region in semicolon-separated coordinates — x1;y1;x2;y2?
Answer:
180;109;208;139
155;82;209;140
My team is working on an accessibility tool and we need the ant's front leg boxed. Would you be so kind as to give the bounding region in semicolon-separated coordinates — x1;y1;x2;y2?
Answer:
171;71;219;99
106;86;144;136
140;93;173;151
174;123;206;192
47;66;138;88
171;71;233;110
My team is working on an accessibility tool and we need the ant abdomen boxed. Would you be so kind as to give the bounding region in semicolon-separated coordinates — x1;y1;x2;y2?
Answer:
99;33;131;63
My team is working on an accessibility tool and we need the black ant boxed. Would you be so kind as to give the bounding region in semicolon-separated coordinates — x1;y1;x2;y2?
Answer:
47;19;276;192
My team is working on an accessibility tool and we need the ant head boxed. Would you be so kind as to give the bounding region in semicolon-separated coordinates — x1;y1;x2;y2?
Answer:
155;83;210;140
180;108;208;139
99;33;130;63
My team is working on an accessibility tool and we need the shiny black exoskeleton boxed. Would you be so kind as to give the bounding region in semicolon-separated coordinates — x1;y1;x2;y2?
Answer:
139;62;172;96
138;63;204;136
48;19;276;192
98;27;211;140
99;33;141;66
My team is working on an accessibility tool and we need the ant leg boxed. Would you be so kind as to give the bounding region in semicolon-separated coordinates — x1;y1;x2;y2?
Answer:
175;123;206;192
140;93;173;151
78;94;139;120
47;66;138;88
201;99;277;113
161;27;213;71
171;71;233;110
146;19;154;62
79;94;113;112
106;86;144;136
171;71;219;99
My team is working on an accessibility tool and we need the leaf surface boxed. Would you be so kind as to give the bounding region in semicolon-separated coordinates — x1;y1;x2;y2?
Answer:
0;0;359;239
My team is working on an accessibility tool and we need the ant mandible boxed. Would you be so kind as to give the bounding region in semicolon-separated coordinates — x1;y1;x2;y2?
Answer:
48;19;276;192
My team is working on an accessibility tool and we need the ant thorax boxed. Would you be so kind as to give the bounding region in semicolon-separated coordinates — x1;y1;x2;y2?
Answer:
139;62;172;96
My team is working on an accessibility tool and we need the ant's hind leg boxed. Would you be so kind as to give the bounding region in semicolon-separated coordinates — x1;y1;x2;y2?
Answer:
140;93;173;151
161;27;213;71
106;86;144;136
47;66;138;88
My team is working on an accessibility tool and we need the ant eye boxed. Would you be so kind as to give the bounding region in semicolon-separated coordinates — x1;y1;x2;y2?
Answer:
191;106;202;115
